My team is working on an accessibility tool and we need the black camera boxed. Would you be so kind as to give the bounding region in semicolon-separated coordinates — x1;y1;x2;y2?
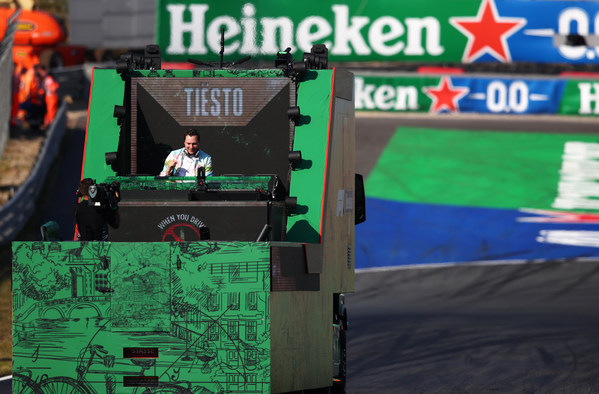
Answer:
88;181;121;210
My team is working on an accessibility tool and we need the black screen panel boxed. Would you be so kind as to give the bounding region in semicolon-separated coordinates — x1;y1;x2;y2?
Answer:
131;78;294;186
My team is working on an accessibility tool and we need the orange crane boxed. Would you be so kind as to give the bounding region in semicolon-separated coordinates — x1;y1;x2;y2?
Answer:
0;7;86;69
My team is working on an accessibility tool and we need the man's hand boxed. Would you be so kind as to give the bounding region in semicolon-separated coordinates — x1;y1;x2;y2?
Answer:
167;159;177;175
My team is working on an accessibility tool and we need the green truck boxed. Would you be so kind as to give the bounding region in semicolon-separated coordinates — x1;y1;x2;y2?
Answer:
13;45;364;393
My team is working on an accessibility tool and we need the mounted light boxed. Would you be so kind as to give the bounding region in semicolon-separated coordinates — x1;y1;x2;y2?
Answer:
115;58;130;75
287;106;301;121
105;152;119;172
289;151;302;165
303;44;328;69
285;196;298;211
292;61;307;75
113;105;126;125
105;152;118;165
275;47;308;81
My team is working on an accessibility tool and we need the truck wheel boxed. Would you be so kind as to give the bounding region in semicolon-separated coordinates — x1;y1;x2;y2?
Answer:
332;325;346;393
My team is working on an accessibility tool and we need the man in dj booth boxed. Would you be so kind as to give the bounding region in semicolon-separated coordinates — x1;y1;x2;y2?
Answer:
160;128;213;177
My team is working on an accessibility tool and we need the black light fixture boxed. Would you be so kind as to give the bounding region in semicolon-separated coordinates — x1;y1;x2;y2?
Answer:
285;196;298;211
292;61;307;75
144;44;162;70
105;152;119;172
275;47;308;81
113;105;126;125
287;106;301;121
303;44;328;69
275;47;293;69
289;150;302;165
116;44;162;74
115;57;130;75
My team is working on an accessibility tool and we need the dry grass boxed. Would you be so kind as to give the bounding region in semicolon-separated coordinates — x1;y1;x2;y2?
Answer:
0;132;44;205
0;275;11;376
0;129;45;377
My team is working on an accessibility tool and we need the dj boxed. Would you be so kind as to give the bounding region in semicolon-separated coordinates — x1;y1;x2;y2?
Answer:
160;128;213;176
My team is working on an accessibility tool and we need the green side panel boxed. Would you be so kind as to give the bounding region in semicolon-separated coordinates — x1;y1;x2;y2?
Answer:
82;68;125;182
366;127;599;210
111;244;171;332
286;70;333;243
12;241;270;393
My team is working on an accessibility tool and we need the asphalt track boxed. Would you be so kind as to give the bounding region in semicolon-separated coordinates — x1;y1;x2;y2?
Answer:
347;261;599;393
3;113;599;392
350;113;599;393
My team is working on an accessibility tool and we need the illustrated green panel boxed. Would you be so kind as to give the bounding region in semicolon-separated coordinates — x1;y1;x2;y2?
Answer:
12;241;271;393
111;244;171;332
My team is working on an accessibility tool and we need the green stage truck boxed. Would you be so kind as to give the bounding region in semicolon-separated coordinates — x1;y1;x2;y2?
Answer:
12;45;365;393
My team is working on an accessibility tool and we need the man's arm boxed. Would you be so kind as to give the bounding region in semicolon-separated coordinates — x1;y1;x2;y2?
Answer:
204;155;213;176
159;150;177;176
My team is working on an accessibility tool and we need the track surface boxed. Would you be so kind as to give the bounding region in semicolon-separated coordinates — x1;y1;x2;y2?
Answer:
3;114;599;393
350;113;599;393
347;261;599;393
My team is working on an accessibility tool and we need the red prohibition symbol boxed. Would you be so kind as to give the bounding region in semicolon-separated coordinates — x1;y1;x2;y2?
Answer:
161;223;202;242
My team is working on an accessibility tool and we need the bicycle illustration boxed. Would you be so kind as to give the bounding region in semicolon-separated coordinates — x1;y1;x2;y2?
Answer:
35;344;116;393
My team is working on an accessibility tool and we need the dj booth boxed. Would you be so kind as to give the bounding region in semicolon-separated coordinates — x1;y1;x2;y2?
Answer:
107;175;289;242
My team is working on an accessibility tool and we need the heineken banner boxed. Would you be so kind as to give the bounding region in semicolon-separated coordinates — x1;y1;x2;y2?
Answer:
354;74;599;116
158;0;599;64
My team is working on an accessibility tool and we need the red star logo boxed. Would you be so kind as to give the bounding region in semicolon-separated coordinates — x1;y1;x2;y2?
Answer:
450;0;526;63
422;77;469;113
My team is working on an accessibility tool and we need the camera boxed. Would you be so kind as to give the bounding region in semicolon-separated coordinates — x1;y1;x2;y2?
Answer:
88;181;121;210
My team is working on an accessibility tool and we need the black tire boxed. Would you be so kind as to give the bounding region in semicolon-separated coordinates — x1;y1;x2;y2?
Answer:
332;327;347;393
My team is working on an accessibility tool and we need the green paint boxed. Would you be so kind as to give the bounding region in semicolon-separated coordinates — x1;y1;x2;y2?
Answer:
286;70;333;242
13;241;271;393
367;127;599;210
82;69;125;181
111;244;171;332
